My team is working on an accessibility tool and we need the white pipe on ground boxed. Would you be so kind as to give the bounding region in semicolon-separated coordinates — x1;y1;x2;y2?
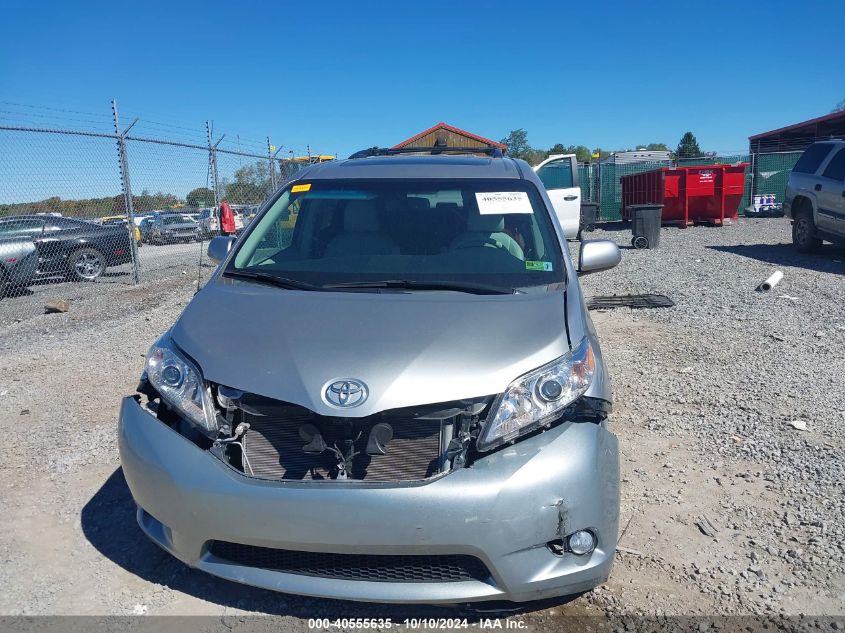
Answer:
758;270;783;292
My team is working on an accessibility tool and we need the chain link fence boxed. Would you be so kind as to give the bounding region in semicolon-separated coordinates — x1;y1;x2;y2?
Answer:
0;105;315;324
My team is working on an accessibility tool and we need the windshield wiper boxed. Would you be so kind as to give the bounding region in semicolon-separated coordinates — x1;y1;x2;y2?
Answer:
222;269;321;291
322;279;514;295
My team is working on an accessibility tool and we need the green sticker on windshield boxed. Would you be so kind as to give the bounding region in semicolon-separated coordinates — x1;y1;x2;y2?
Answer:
525;260;553;272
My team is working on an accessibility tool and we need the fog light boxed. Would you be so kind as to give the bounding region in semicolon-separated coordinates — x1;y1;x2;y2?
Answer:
567;530;596;555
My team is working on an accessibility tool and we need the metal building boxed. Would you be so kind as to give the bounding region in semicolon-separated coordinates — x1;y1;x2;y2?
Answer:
749;110;845;153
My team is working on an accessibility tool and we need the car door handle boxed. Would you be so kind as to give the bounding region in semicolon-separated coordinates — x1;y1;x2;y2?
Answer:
814;184;822;191
563;195;578;201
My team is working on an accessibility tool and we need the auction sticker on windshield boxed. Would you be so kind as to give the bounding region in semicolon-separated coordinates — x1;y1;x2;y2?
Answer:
475;191;533;214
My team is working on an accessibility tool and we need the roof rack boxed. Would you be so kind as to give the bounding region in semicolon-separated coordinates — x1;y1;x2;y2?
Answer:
348;146;504;159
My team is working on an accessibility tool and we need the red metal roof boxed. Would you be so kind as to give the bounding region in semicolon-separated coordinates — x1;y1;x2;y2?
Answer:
392;122;507;150
749;110;845;140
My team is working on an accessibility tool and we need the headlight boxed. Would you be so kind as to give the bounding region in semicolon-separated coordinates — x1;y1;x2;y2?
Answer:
477;338;595;452
145;335;218;436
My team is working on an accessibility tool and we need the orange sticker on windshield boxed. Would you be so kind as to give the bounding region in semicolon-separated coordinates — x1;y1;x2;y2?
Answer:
291;183;311;193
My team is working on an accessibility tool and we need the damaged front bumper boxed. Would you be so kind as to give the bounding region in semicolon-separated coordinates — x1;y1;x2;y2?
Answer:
117;396;619;603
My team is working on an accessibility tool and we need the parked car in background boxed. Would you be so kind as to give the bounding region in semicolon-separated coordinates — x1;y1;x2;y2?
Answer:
147;213;201;245
232;208;248;233
197;208;217;239
0;237;38;297
0;215;133;281
138;216;156;243
197;206;245;239
99;215;142;246
534;154;581;239
237;205;260;227
119;147;623;604
784;140;845;252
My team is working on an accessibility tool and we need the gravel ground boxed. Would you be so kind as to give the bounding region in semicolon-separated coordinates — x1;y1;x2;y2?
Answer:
0;217;842;629
0;240;212;326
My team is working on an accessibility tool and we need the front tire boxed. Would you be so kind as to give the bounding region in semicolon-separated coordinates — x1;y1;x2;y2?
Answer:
792;210;822;253
68;247;106;281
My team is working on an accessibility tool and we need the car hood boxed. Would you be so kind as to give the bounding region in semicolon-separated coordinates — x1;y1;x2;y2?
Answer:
171;278;572;417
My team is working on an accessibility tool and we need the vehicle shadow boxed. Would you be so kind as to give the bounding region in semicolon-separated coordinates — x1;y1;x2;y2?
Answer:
590;221;630;233
81;468;582;618
28;270;130;287
708;242;845;276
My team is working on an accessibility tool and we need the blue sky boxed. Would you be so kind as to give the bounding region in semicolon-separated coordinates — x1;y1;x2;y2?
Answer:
2;0;844;201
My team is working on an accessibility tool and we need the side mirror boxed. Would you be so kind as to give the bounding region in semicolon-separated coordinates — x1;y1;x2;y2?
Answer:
578;239;621;275
207;235;235;263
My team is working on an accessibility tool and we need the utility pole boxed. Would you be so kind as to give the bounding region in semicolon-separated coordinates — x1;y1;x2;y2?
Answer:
206;121;225;208
267;137;283;191
111;99;140;285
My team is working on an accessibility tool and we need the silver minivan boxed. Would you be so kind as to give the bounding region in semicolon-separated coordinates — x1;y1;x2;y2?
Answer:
118;148;622;604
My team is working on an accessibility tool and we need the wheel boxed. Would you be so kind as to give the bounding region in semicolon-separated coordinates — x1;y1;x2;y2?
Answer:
68;247;106;281
632;236;649;249
792;210;822;253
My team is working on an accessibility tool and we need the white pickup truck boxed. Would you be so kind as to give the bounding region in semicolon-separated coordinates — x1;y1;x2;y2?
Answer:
533;154;582;239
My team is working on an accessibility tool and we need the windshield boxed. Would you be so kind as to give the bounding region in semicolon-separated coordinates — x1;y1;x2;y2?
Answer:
228;179;565;292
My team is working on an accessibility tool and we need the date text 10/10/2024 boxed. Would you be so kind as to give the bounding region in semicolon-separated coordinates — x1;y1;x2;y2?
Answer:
307;618;528;630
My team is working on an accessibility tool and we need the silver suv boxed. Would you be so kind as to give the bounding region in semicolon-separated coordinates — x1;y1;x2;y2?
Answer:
118;147;622;604
784;140;845;251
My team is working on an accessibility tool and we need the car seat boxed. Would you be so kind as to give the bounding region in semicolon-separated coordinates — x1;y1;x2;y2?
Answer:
450;213;524;259
324;200;399;258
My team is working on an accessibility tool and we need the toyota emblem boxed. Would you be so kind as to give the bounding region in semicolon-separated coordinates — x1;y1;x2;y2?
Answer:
324;379;368;408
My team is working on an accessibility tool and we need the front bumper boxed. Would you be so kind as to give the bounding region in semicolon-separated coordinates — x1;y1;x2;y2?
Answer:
118;396;619;603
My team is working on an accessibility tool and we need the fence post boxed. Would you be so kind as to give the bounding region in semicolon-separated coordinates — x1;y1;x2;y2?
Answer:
596;158;604;213
749;152;757;203
111;99;140;285
267;137;276;191
206;121;224;208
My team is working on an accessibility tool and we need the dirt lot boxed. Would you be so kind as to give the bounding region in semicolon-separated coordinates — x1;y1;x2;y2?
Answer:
0;240;211;325
0;218;842;629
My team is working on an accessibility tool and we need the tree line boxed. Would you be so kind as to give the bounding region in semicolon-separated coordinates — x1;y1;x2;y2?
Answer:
500;129;702;164
0;160;288;218
0;191;182;219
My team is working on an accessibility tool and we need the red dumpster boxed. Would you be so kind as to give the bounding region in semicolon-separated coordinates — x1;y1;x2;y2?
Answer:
621;163;749;226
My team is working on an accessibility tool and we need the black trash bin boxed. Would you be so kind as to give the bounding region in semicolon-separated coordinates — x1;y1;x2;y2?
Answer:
628;204;663;249
579;202;599;236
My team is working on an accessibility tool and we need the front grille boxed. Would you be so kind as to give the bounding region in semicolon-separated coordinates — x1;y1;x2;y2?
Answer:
209;541;490;583
237;394;472;482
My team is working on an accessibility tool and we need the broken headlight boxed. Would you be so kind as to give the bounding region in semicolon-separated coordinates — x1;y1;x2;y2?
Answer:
477;338;595;452
145;335;217;436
